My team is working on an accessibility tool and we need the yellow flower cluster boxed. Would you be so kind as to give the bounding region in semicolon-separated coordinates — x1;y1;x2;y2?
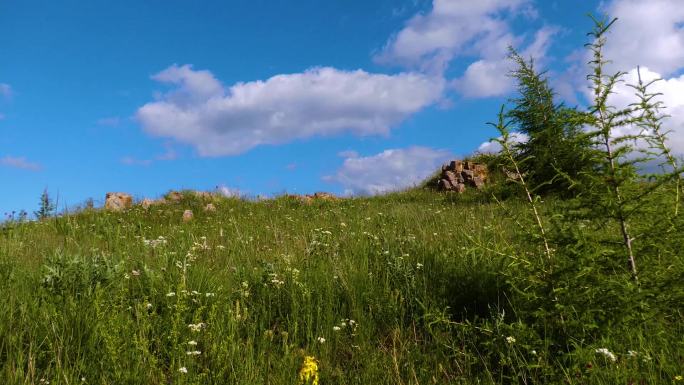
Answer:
298;356;319;385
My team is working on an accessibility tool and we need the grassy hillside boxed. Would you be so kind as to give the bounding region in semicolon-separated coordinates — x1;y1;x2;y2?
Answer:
0;189;682;384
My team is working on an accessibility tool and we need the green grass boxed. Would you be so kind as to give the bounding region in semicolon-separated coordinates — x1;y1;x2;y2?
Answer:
0;189;682;384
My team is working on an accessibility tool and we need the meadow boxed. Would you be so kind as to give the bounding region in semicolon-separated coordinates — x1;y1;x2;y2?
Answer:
0;186;682;384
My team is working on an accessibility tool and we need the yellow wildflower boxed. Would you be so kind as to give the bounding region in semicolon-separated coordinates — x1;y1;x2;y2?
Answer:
298;356;319;385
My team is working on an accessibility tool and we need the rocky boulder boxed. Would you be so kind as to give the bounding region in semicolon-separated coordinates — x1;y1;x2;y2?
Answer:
437;160;488;193
105;192;133;211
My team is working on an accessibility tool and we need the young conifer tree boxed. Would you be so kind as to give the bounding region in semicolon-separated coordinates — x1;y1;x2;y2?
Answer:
629;67;683;216
507;49;592;196
580;16;671;282
34;188;56;220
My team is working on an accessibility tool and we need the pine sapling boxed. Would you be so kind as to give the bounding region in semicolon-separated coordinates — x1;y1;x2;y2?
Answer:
629;66;683;216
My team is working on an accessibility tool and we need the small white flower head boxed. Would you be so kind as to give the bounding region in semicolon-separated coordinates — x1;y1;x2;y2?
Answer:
205;292;215;297
505;336;516;344
627;350;638;358
317;336;326;344
166;292;176;297
416;262;423;270
188;322;206;332
186;350;201;355
178;367;188;374
145;302;153;309
531;350;537;356
332;326;341;331
595;348;617;362
187;340;198;346
131;269;141;276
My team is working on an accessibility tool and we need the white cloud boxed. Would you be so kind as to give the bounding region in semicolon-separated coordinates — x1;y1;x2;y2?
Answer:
216;185;242;198
477;132;529;154
608;67;684;156
602;0;684;76
0;156;42;171
0;83;11;99
137;65;444;157
453;25;558;98
377;0;556;98
325;146;451;195
376;0;531;73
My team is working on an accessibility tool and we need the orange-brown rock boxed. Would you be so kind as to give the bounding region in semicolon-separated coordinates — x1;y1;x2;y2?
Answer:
182;209;194;222
105;192;133;211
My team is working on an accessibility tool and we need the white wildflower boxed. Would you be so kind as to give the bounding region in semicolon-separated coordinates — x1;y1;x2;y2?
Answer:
187;340;198;346
145;302;153;309
416;263;423;270
131;269;140;276
178;367;187;374
333;326;341;331
166;292;176;297
205;292;215;297
595;348;617;362
188;322;206;332
186;350;201;355
627;350;638;358
505;336;516;344
317;337;326;343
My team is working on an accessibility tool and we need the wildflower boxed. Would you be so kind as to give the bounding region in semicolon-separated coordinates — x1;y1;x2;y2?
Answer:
332;326;341;331
205;292;215;297
416;262;423;270
187;340;198;346
131;269;140;276
186;350;201;355
505;336;516;344
316;336;326;344
340;222;347;227
145;302;153;309
179;367;188;374
298;356;319;385
188;322;206;332
675;375;683;381
166;292;176;297
627;350;638;358
595;348;617;362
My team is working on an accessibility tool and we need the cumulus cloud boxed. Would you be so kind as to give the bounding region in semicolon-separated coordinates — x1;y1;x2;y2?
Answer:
136;65;444;157
377;0;556;98
1;156;42;171
324;146;451;195
477;132;529;154
376;0;532;73
601;0;684;76
607;67;684;156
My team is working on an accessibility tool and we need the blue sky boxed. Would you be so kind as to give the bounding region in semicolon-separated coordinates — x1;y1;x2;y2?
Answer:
2;0;683;216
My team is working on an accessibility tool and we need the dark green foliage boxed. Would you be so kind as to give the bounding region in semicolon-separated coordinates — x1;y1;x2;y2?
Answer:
34;188;56;220
506;49;594;196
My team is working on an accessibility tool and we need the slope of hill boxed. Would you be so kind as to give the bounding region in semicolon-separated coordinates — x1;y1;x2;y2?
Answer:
0;189;682;384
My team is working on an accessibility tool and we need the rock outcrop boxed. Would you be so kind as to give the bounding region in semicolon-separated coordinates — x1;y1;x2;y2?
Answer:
105;192;133;211
437;160;488;192
182;209;194;222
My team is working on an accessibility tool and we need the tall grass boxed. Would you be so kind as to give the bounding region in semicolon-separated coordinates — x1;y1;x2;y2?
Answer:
0;188;682;384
